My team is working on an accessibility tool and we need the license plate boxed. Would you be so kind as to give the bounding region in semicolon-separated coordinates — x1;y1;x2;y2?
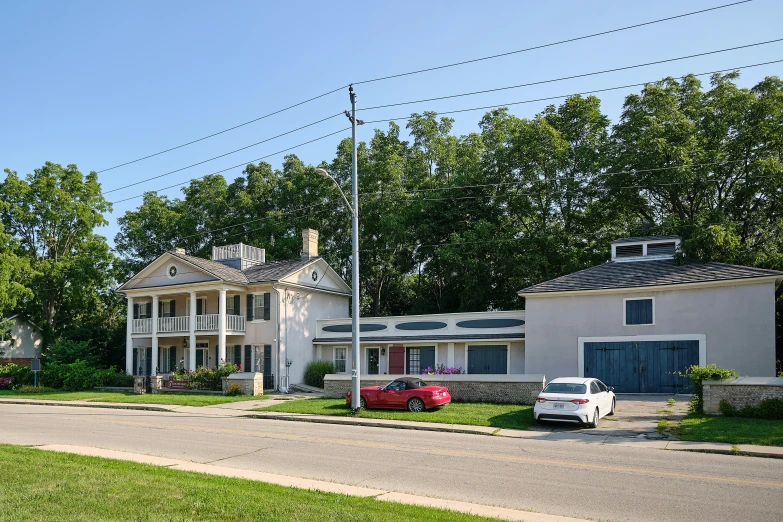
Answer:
553;403;565;409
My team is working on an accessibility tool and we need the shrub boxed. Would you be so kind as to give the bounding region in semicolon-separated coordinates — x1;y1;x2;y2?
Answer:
94;367;134;387
0;377;13;389
684;364;737;413
46;339;99;366
172;363;240;391
303;360;335;389
0;363;33;387
720;398;783;420
225;383;242;396
40;361;101;391
15;385;57;393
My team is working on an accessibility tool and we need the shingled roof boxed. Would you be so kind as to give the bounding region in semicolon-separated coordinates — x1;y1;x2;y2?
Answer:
519;260;783;295
168;251;248;284
243;257;320;283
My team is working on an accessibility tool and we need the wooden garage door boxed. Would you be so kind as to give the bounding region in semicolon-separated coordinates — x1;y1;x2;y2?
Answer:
583;340;698;393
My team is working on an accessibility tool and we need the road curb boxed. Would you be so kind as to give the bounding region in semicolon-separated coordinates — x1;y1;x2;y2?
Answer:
0;399;174;413
244;413;499;436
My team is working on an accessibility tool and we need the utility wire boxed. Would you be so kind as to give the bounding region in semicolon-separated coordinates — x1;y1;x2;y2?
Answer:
359;39;783;112
106;59;780;207
105;45;781;198
95;1;749;173
104;113;343;194
109;127;351;205
352;1;752;85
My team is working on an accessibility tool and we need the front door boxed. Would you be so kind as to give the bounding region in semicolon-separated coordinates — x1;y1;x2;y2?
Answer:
195;342;210;369
367;348;379;375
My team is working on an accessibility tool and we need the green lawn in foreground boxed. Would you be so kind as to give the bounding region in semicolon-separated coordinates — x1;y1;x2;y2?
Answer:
0;445;493;522
258;398;535;430
674;415;783;447
0;390;260;407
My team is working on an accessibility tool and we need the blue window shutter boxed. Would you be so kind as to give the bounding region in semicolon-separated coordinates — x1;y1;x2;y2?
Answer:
233;295;240;316
170;346;177;372
133;304;139;320
263;293;271;321
626;299;653;325
244;345;252;372
196;299;203;316
246;294;254;321
170;301;175;318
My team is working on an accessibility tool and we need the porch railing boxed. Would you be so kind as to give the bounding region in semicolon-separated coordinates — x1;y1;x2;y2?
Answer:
132;318;152;334
195;314;219;331
226;314;246;332
158;316;189;333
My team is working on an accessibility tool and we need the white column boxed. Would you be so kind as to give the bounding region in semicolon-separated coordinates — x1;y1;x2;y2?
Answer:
189;291;197;371
151;295;159;376
126;296;134;374
447;342;455;368
218;289;227;366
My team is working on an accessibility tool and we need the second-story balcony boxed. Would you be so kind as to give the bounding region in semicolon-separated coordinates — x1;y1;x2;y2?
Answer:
131;315;246;335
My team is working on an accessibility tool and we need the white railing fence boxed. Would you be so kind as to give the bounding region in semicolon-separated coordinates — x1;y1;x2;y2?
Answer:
226;314;246;331
196;314;219;331
212;243;265;263
132;318;152;334
158;316;189;333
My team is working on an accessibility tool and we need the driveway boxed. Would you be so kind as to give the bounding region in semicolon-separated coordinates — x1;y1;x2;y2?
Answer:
532;394;690;438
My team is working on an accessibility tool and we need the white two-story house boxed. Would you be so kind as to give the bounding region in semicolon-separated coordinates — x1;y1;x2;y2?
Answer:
119;229;350;390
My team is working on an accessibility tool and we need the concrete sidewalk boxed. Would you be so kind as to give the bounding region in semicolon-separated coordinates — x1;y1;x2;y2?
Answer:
30;443;589;522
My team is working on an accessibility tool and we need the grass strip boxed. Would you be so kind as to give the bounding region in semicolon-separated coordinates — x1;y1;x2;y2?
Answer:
0;390;260;407
258;398;535;430
674;415;783;447
0;445;494;521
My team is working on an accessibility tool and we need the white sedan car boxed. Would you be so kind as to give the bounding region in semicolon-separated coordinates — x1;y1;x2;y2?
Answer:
534;377;615;428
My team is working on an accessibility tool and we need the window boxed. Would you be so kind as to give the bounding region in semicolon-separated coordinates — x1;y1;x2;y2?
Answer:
161;300;172;318
196;298;207;316
596;381;608;392
590;381;601;394
227;296;235;316
542;382;587;394
136;302;151;319
407;348;421;374
253;346;263;372
334;347;347;373
384;380;406;391
625;298;654;325
160;346;174;373
250;293;270;321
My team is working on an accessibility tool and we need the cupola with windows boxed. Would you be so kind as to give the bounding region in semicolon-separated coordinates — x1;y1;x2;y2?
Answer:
610;236;680;262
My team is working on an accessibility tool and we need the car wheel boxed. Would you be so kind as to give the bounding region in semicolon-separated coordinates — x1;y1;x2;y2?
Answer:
360;396;367;409
407;397;425;412
587;408;599;428
608;398;616;416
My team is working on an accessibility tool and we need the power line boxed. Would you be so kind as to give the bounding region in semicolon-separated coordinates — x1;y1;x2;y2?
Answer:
106;59;779;207
104;112;343;194
359;39;783;112
109;127;351;205
95;1;749;173
352;1;752;85
362;59;783;126
105;48;780;198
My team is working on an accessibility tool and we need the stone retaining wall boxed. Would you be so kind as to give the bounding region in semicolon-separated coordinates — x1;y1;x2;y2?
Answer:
323;374;545;405
222;373;264;396
703;377;783;414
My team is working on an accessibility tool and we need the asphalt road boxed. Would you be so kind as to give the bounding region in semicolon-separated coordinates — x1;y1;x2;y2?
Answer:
1;404;782;522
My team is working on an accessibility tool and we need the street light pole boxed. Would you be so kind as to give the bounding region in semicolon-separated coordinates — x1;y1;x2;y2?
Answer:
349;85;361;411
313;85;363;410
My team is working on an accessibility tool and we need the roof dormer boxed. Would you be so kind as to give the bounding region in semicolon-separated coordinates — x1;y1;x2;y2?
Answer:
610;236;680;262
212;243;265;270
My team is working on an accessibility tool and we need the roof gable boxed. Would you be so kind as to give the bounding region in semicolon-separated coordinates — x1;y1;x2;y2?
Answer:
280;258;351;293
519;260;783;295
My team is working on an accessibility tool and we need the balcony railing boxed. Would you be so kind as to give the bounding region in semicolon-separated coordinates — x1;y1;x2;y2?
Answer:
132;318;152;334
159;316;189;333
226;314;246;332
133;314;246;334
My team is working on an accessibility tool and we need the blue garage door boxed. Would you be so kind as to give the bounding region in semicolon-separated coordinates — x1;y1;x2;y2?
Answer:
584;340;698;393
468;345;508;374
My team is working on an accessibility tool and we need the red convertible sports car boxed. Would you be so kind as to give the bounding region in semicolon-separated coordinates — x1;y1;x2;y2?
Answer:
346;377;451;412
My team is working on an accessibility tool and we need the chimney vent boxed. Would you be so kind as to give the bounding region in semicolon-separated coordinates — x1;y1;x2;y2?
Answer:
302;229;319;259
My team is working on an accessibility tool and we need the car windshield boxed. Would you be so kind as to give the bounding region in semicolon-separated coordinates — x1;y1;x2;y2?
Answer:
543;382;587;394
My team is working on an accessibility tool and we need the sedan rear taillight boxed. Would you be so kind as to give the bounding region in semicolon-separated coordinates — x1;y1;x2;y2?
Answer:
535;397;548;403
571;399;590;404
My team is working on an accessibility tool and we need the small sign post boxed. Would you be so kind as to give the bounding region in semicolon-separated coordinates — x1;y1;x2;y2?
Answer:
31;358;41;388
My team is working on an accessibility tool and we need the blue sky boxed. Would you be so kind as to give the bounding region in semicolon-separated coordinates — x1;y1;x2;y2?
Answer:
2;0;781;246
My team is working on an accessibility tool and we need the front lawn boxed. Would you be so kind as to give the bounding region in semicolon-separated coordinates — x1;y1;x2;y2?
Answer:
0;390;260;407
674;415;783;447
258;398;535;430
0;445;493;521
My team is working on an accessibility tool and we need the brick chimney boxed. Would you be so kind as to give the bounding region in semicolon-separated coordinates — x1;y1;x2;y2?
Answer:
302;229;319;259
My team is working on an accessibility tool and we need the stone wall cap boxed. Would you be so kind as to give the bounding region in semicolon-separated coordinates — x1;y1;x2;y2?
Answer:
226;372;263;379
323;373;545;383
703;376;783;386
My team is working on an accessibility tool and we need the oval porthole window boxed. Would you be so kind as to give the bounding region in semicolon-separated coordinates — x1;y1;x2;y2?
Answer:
312;270;319;281
167;265;178;279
